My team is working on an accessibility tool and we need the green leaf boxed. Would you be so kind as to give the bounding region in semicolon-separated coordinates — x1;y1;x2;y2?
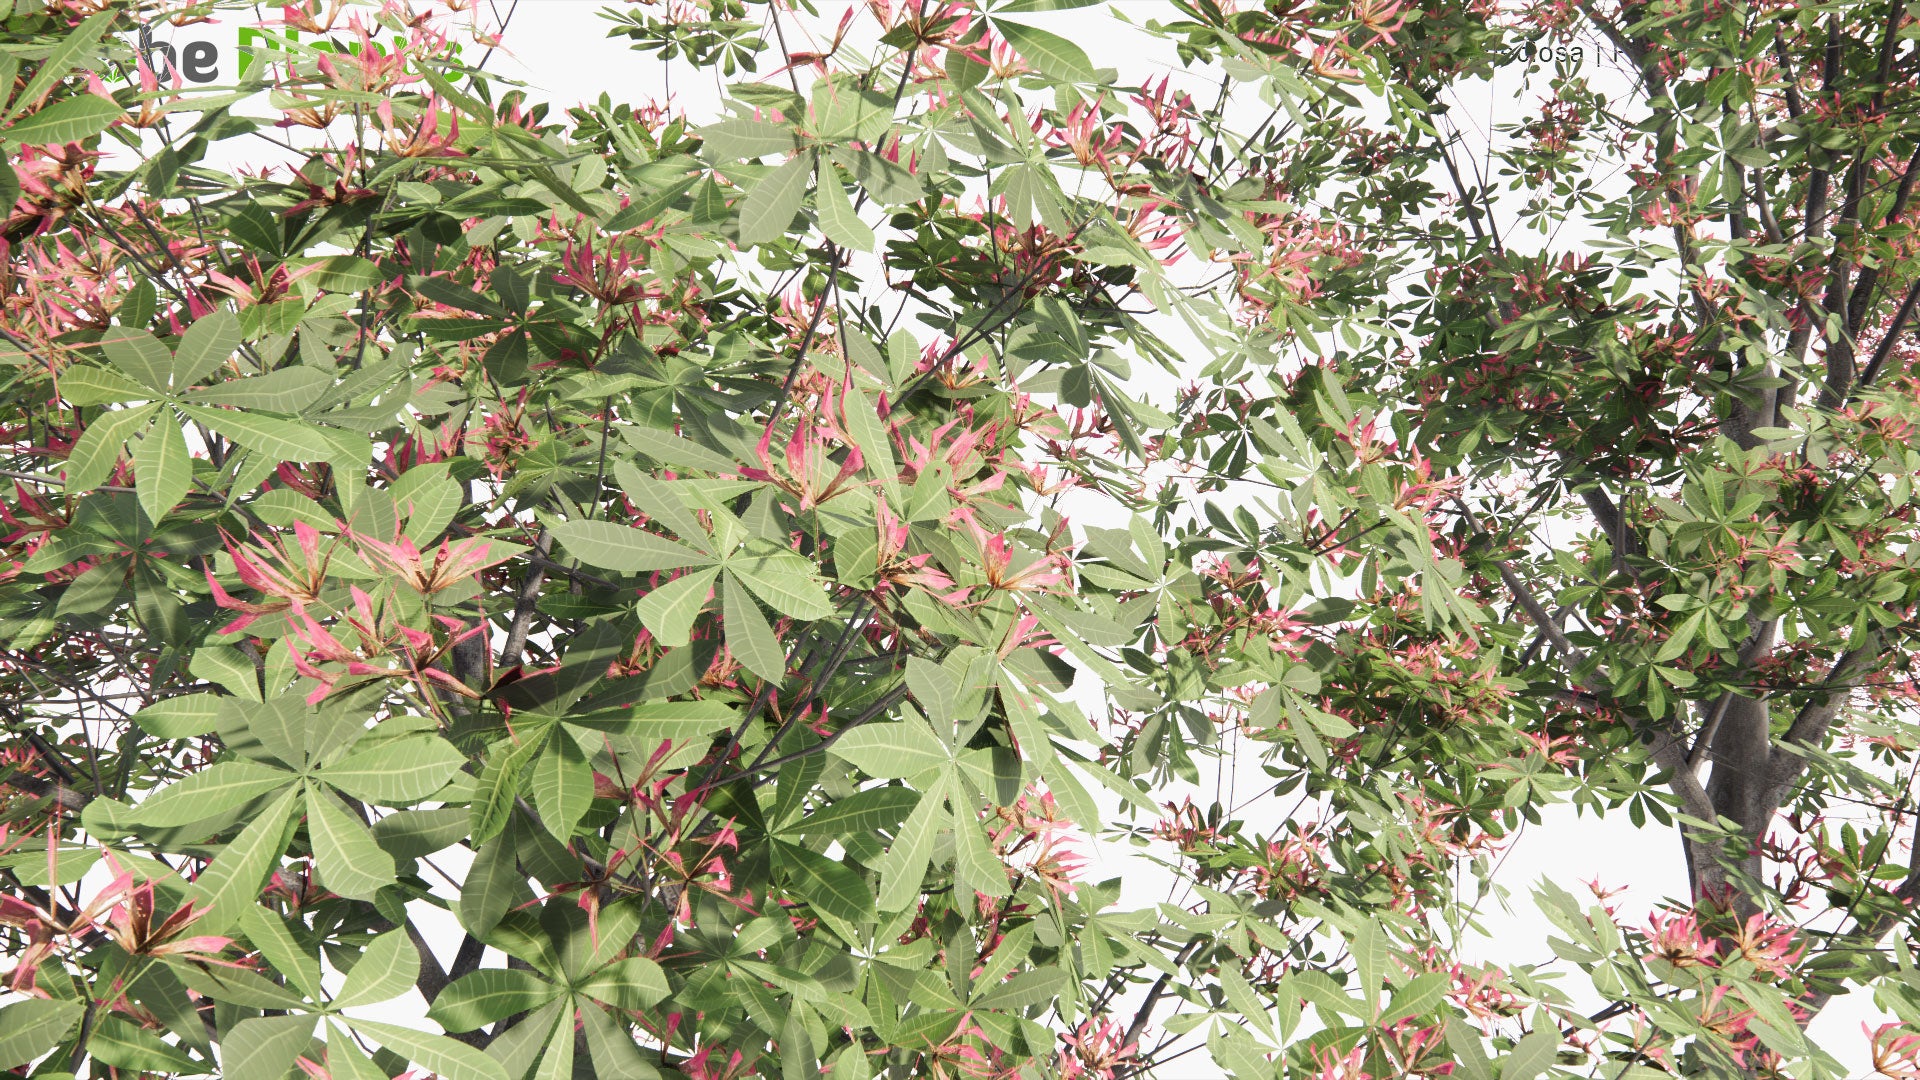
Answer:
173;310;241;388
302;255;381;293
951;793;1009;897
876;771;949;911
65;403;158;494
551;520;715;573
580;1003;661;1079
61;365;154;406
636;567;719;648
783;787;919;838
426;969;560;1032
87;1014;204;1074
4;11;114;123
730;550;837;620
700;117;799;160
619;424;741;474
133;415;193;524
135;760;294;827
334;928;421;1008
992;20;1095;81
1351;920;1388;1017
613;463;710;545
238;905;323;1002
131;693;224;739
470;729;548;844
457;831;528;937
180;404;333;462
1500;1027;1559;1080
828;147;923;206
530;728;593;839
577;956;670;1009
349;1020;511;1080
3;93;122;146
307;784;397;900
101;328;174;393
219;1014;316;1080
738;151;814;248
816;170;874;251
0;998;83;1070
324;1023;394;1080
724;571;787;685
830;720;950;779
606;171;701;231
0;845;100;887
183;366;332;412
570;699;739;739
322;737;465;805
779;840;878;923
187;781;294;935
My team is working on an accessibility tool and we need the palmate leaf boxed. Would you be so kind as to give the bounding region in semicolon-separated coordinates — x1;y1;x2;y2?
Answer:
173;310;241;388
323;1024;395;1080
781;786;920;839
576;956;670;1009
699;117;800;161
875;770;951;912
580;1003;661;1079
61;365;153;406
816;169;875;251
991;19;1096;81
239;905;324;1002
130;692;224;739
183;366;332;413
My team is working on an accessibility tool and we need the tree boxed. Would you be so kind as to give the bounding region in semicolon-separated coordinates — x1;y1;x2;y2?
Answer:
4;0;1920;1077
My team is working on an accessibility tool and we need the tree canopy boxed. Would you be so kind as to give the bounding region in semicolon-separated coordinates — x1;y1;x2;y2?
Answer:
4;0;1920;1078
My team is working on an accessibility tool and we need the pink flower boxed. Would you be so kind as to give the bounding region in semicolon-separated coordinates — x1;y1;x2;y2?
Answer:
1645;910;1717;968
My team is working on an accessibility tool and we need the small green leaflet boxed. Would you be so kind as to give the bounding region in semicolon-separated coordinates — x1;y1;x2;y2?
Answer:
0;998;83;1070
699;117;799;161
738;151;816;248
307;783;398;900
551;520;713;573
2;93;122;146
830;718;951;780
816;169;874;251
65;404;158;494
133;416;192;523
724;572;787;684
637;567;720;647
778;840;878;923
